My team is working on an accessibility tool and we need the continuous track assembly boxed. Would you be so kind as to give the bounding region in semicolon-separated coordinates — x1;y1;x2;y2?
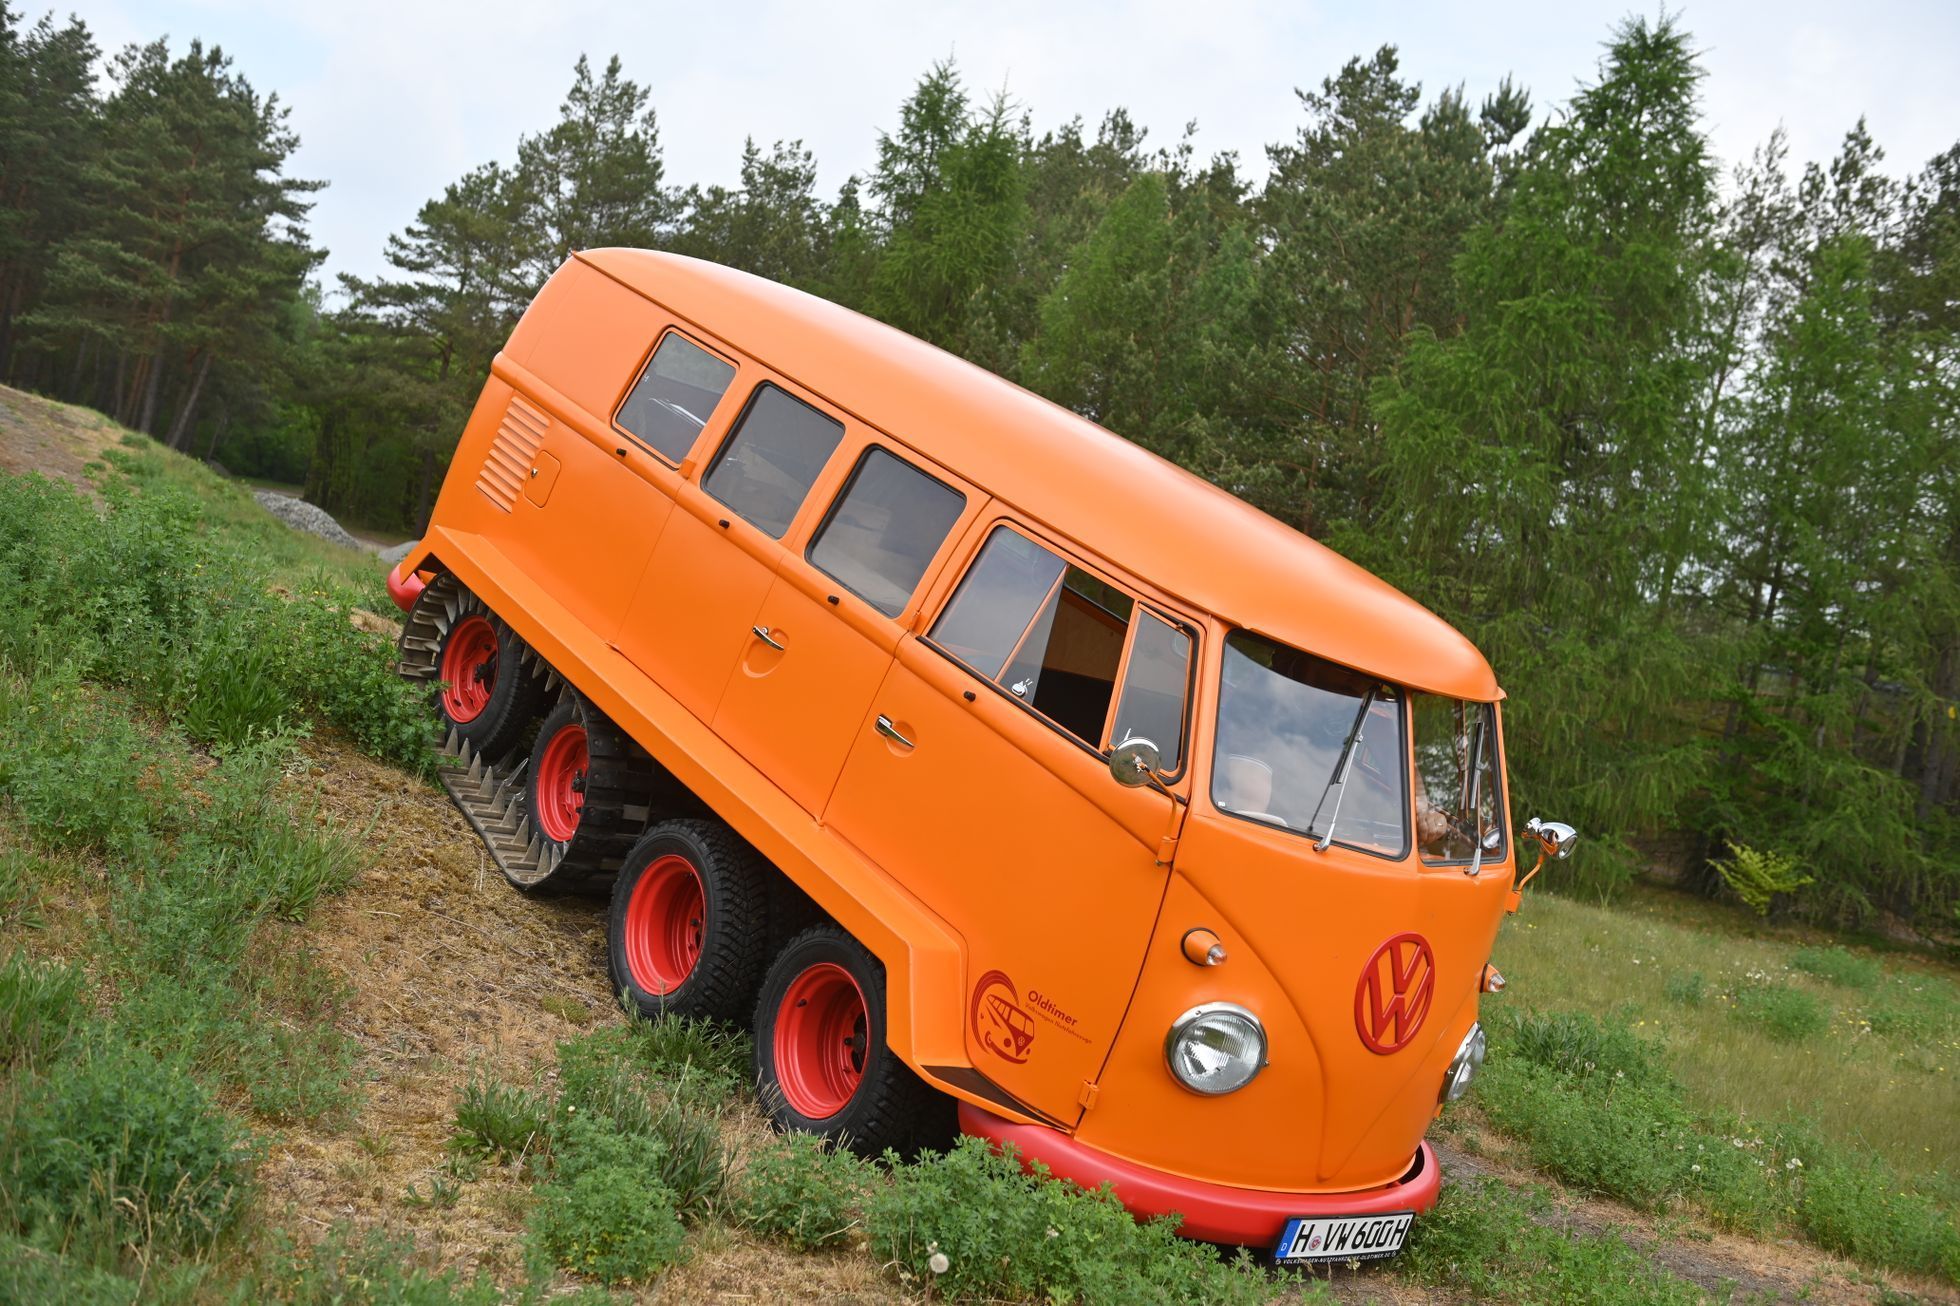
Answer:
396;573;635;892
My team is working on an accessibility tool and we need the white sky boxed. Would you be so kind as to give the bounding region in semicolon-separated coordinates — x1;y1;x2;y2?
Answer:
69;0;1960;286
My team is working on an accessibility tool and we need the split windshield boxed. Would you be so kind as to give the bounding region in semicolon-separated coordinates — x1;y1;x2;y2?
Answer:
1212;631;1408;857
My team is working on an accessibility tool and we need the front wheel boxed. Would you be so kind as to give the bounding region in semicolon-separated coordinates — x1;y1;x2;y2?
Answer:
752;926;951;1159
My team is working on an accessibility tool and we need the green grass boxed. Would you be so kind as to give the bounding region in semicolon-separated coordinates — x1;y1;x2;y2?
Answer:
1490;890;1960;1182
1400;1179;1709;1304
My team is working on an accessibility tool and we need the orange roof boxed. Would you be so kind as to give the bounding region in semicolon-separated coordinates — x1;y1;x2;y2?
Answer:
577;249;1501;702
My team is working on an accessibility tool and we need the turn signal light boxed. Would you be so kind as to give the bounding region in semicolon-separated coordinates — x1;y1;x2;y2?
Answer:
1481;964;1506;993
1181;928;1227;967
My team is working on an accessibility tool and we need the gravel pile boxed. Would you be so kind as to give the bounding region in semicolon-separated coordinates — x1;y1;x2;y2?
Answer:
253;489;364;552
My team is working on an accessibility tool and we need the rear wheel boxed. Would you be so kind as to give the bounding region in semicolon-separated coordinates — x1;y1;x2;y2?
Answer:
752;926;951;1159
607;819;768;1021
429;595;545;761
514;694;657;890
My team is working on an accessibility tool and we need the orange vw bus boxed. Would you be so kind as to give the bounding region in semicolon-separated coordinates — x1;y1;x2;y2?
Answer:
386;251;1574;1262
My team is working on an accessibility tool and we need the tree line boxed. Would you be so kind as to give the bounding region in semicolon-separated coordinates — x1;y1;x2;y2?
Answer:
1;7;1955;929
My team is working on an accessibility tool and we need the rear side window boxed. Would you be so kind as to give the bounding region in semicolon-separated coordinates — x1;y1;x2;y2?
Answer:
703;384;844;538
932;526;1183;754
808;448;966;616
614;332;736;461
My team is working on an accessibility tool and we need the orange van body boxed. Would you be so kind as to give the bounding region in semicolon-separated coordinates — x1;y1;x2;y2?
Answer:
392;251;1540;1249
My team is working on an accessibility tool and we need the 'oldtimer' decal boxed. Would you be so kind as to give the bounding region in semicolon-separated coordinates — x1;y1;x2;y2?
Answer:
971;969;1036;1063
1355;932;1435;1054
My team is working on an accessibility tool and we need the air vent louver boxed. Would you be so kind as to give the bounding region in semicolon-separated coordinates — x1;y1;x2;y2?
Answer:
476;394;548;511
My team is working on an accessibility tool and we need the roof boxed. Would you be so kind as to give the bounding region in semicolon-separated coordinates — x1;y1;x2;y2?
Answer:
576;249;1500;702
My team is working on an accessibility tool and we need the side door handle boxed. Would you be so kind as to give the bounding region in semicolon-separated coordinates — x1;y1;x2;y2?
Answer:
751;624;785;651
874;715;915;748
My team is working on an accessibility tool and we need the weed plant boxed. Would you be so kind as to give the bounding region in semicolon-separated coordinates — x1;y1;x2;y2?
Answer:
452;1071;551;1166
735;1131;873;1250
1792;945;1883;990
866;1135;1270;1305
1731;982;1829;1042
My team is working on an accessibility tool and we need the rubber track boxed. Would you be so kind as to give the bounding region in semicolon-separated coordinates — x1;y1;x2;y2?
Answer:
396;573;653;892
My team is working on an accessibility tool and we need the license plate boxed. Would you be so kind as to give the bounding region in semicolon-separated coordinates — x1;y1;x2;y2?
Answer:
1273;1211;1414;1264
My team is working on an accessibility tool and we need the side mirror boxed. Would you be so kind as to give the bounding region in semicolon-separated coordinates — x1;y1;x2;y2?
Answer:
1110;737;1164;789
1524;817;1578;860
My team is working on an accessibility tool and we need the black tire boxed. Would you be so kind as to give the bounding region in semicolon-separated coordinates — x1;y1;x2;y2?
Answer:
607;819;770;1022
427;592;545;761
752;925;953;1160
515;693;657;889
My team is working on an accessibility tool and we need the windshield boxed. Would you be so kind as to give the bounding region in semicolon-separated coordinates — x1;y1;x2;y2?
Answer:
1412;695;1505;863
1212;631;1408;857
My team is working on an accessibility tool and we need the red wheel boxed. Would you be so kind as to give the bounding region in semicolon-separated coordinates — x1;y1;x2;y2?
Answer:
532;721;589;843
437;614;499;723
752;926;952;1158
772;963;868;1119
621;854;705;994
607;819;769;1020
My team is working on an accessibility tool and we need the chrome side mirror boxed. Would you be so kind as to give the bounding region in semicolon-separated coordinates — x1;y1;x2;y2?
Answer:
1110;736;1164;789
1524;817;1578;860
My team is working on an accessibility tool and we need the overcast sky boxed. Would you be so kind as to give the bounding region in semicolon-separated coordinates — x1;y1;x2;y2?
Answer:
71;0;1960;287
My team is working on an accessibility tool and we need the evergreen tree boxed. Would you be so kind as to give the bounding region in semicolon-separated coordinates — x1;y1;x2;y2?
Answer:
1362;17;1722;893
1244;49;1526;534
512;54;667;287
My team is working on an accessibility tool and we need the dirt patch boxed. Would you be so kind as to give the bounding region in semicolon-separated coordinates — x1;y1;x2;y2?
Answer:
0;385;124;490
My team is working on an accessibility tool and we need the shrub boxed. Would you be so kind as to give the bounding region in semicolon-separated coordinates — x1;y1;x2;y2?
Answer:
1732;983;1828;1042
529;1149;687;1285
0;669;177;858
452;1072;549;1164
865;1136;1269;1305
2;1041;253;1253
1496;1007;1670;1088
735;1131;871;1250
1709;840;1811;915
1791;945;1882;989
1661;970;1704;1006
0;952;85;1067
1795;1146;1960;1282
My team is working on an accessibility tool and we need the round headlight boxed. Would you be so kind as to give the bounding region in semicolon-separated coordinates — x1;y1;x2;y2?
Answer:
1164;1003;1267;1095
1441;1022;1486;1103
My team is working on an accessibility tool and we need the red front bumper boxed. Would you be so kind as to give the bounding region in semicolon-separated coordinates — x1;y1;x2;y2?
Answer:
387;560;427;613
956;1103;1441;1246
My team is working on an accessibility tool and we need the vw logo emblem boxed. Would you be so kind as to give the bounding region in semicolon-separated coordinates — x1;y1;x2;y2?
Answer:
1355;932;1435;1054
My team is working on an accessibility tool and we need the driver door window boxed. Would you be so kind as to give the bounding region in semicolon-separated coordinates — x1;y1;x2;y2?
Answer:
929;525;1190;762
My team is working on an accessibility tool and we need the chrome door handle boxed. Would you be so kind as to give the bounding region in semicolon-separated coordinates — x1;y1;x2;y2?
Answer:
875;715;915;748
751;624;785;651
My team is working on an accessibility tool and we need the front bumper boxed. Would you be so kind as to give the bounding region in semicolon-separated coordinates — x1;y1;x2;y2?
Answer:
957;1103;1441;1246
387;559;427;613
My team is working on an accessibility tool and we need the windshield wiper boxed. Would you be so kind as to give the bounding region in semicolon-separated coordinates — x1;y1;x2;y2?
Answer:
1308;687;1376;852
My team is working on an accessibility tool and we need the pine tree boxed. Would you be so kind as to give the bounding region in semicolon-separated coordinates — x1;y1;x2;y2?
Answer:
1362;17;1722;893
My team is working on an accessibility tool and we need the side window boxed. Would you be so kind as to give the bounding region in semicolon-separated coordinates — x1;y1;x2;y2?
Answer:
702;384;845;538
807;447;966;616
1412;695;1505;863
614;332;736;461
1110;612;1191;771
930;526;1156;752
